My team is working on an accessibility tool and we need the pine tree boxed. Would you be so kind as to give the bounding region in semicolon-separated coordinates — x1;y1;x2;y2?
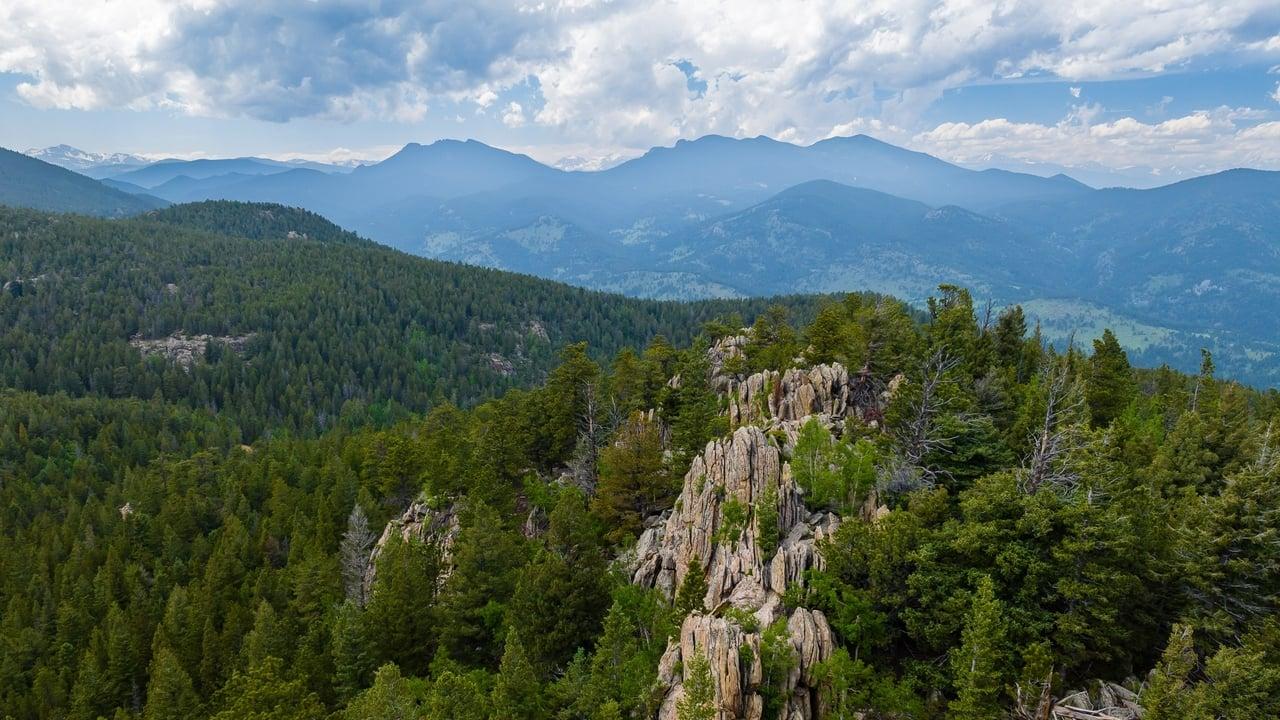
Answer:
676;651;716;720
1187;461;1280;641
437;504;528;668
208;656;325;720
331;600;372;702
1141;625;1199;720
490;629;545;720
594;415;675;543
804;303;859;366
674;562;708;618
505;490;609;674
1086;329;1135;428
343;663;419;720
143;646;201;720
949;576;1008;720
365;534;442;676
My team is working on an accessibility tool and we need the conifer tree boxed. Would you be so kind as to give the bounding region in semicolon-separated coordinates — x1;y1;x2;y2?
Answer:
143;647;201;720
594;415;674;543
365;535;441;676
339;503;376;607
676;651;716;720
437;504;528;668
1086;329;1135;428
343;663;419;720
674;562;708;618
949;576;1008;720
490;629;545;720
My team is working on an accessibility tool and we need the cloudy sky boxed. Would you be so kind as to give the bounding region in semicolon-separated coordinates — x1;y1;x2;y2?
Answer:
2;0;1279;183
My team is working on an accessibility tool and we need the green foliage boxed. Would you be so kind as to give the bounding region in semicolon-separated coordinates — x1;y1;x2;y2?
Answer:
675;563;709;618
364;535;442;676
715;495;748;546
756;483;781;559
143;647;201;720
746;304;801;372
342;663;423;720
759;619;799;718
593;414;675;543
490;629;545;720
2;207;1279;720
948;576;1008;720
437;504;528;669
208;656;326;720
675;652;716;720
790;418;873;512
1087;329;1136;428
0;204;814;439
505;490;610;674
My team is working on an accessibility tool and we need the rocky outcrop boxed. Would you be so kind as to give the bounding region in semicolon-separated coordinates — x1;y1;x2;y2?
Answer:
363;499;460;597
129;331;254;369
631;424;841;719
725;362;886;433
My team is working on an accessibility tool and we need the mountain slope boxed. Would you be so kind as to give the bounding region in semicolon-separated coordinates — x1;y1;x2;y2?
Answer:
0;202;826;436
0;147;166;217
654;180;1055;301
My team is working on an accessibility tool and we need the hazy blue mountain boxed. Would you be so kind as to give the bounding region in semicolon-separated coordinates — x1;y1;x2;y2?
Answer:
652;180;1054;301
119;134;1091;251
0;147;166;217
106;158;296;188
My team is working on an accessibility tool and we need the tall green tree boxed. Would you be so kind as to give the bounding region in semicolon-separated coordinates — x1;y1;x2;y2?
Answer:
949;576;1008;720
1087;329;1135;428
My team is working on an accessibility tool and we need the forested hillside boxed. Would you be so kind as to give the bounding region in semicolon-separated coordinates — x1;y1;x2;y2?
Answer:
0;202;823;438
0;147;165;217
2;247;1278;719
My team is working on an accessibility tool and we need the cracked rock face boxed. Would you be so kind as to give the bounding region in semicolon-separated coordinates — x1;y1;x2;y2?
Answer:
363;499;460;597
632;423;841;719
723;362;888;437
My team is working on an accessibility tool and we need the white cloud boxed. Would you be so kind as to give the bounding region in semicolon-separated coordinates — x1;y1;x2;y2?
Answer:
1271;81;1280;104
501;101;526;127
912;106;1280;177
1;0;1278;172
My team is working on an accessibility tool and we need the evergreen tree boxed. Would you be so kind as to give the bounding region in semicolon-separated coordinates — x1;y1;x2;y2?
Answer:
1087;329;1135;428
364;535;442;676
593;415;675;543
343;663;420;720
142;647;200;720
949;576;1008;720
208;656;326;720
330;600;373;702
674;562;709;618
490;629;544;720
437;504;528;668
505;491;609;674
676;651;716;720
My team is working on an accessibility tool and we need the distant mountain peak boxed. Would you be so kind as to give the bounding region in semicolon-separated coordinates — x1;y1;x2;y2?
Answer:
24;145;150;173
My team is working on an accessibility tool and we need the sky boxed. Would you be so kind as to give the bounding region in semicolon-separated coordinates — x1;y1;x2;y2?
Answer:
2;0;1279;184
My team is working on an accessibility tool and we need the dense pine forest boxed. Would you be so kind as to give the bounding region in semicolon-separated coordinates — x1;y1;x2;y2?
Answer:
0;203;824;439
2;202;1279;720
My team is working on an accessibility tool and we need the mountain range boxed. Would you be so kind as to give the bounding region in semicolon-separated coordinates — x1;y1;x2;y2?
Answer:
7;136;1280;385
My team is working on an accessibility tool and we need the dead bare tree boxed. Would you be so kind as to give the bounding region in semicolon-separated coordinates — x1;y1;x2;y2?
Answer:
566;379;621;493
1022;361;1087;496
878;349;977;494
339;503;376;607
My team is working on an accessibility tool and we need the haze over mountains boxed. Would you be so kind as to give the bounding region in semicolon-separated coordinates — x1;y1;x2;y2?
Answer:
7;135;1280;385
